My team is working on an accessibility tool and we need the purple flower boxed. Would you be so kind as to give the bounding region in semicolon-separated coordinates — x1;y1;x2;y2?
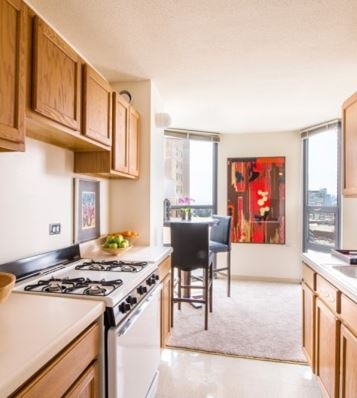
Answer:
178;196;195;205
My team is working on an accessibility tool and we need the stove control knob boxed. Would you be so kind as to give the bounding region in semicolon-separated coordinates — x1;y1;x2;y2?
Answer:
126;295;137;305
146;277;154;286
119;302;131;313
137;285;147;295
154;274;159;281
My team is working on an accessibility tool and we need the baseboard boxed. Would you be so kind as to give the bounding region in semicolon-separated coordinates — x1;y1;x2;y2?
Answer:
230;274;301;284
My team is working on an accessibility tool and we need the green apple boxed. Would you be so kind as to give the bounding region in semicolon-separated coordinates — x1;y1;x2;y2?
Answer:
119;239;129;248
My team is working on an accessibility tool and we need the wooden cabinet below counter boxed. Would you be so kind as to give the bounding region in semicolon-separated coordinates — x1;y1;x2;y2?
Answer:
302;262;357;398
158;256;172;347
302;280;315;369
315;296;340;398
0;0;26;152
10;321;100;398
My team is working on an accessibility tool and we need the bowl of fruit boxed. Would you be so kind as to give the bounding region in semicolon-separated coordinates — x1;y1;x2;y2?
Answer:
115;230;139;246
0;272;16;304
101;233;132;255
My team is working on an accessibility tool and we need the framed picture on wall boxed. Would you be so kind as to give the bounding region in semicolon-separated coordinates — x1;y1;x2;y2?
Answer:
227;156;285;244
74;178;100;243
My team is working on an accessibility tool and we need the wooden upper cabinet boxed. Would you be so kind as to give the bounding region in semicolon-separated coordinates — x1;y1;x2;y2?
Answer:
128;106;140;177
32;15;81;130
82;64;112;146
112;92;129;173
0;0;26;151
74;92;139;179
343;92;357;196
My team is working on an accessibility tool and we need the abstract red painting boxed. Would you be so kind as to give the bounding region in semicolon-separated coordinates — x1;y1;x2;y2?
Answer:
227;157;285;244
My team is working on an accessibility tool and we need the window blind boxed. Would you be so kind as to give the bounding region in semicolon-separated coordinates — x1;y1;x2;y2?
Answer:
164;128;220;142
300;119;340;139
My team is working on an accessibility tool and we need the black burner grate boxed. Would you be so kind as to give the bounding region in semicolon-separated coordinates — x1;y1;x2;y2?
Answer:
75;260;148;272
24;276;123;296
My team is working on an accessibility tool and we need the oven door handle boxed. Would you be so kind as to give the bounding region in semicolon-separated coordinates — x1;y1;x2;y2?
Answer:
117;283;162;337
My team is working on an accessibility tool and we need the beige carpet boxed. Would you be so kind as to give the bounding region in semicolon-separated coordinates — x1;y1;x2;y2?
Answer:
167;277;307;364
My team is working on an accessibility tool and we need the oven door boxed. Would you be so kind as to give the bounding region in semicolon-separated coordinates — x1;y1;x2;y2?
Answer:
107;283;162;398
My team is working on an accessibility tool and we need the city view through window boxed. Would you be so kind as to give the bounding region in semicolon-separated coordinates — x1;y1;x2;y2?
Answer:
164;136;214;217
305;125;340;251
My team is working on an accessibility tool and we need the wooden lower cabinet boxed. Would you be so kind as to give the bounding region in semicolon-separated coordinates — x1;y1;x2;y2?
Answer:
315;297;340;398
340;324;357;398
12;322;100;398
159;256;172;347
302;262;357;398
161;272;172;347
339;293;357;398
302;282;315;369
64;361;98;398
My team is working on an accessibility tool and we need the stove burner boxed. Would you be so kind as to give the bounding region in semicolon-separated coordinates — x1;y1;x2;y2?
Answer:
24;276;123;296
87;263;106;271
84;285;107;295
75;260;148;272
44;281;67;293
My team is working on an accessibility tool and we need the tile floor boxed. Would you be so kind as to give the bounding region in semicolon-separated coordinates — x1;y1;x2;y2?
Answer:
156;348;323;398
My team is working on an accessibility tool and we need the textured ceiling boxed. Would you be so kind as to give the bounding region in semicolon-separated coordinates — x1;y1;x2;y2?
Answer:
25;0;357;134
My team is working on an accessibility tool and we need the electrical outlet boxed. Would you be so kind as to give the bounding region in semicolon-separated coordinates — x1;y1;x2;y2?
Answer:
49;223;61;235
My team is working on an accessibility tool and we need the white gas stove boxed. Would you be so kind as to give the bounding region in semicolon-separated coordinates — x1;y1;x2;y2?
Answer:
1;244;171;398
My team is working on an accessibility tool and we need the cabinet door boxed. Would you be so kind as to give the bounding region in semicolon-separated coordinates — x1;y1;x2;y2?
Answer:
13;322;100;398
160;272;172;347
315;297;340;398
343;92;357;196
340;324;357;398
128;106;139;177
82;64;111;146
32;16;81;130
112;92;129;173
64;360;99;398
0;0;25;151
302;282;315;370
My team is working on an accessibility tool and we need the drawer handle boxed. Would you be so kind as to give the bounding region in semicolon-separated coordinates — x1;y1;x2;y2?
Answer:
321;290;335;304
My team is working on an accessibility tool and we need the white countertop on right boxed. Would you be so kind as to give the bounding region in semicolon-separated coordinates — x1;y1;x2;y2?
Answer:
302;250;357;302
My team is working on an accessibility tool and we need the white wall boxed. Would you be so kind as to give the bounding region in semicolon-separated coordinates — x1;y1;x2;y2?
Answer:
110;81;152;245
109;80;168;246
218;131;302;281
0;138;109;263
149;84;167;246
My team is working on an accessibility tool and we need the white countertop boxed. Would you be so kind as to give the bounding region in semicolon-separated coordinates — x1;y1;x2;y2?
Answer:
302;251;357;302
80;243;172;264
0;293;105;397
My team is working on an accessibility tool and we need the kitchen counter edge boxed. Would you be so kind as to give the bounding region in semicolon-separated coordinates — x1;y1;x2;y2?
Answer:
0;294;105;397
302;251;357;302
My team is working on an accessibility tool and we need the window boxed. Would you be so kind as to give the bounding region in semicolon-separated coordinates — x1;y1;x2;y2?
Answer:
302;120;341;252
164;129;219;217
